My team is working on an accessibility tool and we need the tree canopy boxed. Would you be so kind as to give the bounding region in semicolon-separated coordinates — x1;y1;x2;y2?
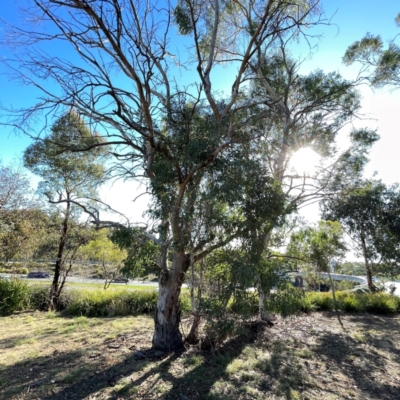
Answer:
322;181;400;291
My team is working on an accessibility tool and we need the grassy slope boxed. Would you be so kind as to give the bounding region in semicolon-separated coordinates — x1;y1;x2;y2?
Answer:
0;312;399;400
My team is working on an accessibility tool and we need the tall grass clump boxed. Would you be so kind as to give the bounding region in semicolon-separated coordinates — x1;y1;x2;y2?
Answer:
336;292;363;312
66;288;169;317
28;285;73;311
305;292;334;311
364;293;400;314
304;291;400;314
0;277;31;316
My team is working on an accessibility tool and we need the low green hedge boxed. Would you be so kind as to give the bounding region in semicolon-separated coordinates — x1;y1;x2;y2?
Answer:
303;291;400;314
67;289;158;317
1;277;400;317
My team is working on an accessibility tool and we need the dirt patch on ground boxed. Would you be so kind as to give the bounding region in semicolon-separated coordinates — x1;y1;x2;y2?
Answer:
0;311;399;399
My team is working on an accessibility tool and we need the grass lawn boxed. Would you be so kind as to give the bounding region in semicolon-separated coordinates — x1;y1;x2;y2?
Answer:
27;280;157;290
1;312;400;399
26;280;190;293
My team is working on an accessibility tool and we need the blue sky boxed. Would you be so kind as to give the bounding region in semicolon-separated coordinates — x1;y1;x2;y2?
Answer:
1;0;400;225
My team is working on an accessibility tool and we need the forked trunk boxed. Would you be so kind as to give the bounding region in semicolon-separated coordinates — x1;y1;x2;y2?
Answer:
152;252;188;351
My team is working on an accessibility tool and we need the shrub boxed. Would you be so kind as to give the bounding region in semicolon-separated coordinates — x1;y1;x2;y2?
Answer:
298;294;316;313
0;277;31;316
12;267;29;274
306;292;334;311
180;293;191;314
29;286;50;311
66;289;163;317
227;292;258;315
0;262;9;271
28;285;73;311
335;280;359;291
336;292;364;312
267;283;307;317
365;293;399;314
304;291;400;314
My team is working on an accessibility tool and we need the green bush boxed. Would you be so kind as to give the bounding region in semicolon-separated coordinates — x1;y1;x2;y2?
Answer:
13;267;29;274
304;291;400;314
0;277;31;316
29;286;51;311
180;293;191;314
365;293;399;314
298;294;317;313
28;285;73;311
67;289;162;317
336;292;363;312
227;292;258;315
305;292;334;311
335;280;359;291
0;262;9;271
267;284;307;317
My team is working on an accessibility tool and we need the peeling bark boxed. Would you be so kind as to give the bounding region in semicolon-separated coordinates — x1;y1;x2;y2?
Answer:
152;251;189;351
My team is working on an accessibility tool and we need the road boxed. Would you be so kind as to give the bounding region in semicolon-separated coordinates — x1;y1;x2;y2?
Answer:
0;273;187;289
0;273;397;294
296;272;400;296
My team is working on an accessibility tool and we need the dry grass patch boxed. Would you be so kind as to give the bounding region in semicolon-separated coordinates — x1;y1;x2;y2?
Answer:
1;312;400;399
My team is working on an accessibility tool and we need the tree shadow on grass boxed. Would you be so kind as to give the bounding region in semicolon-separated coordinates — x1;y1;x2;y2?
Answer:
313;329;400;400
325;312;400;365
21;323;265;400
115;323;310;400
125;324;266;400
1;332;160;400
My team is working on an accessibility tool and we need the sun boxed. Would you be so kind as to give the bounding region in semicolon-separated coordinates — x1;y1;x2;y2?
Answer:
290;147;321;175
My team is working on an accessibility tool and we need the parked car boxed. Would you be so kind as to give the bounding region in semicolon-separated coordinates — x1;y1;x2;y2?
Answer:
27;271;51;279
111;277;129;284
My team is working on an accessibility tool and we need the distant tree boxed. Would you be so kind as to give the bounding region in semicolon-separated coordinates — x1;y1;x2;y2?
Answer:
0;162;41;263
79;229;127;289
288;220;347;273
288;220;346;308
24;112;108;310
0;162;32;211
0;208;48;264
322;181;400;292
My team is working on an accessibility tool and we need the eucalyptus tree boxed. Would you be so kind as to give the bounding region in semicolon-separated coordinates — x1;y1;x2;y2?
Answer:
0;163;43;263
288;220;346;275
249;50;377;214
3;0;328;350
287;220;346;308
0;208;50;264
322;181;400;293
245;46;378;320
344;12;400;88
0;162;32;212
79;229;127;289
24;112;108;310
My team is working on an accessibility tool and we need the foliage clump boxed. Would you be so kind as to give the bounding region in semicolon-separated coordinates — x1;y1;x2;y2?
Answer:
0;277;31;316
